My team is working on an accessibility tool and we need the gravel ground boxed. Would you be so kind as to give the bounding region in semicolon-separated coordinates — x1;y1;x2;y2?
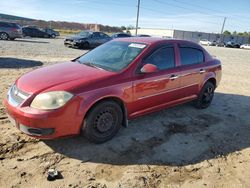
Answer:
0;38;250;188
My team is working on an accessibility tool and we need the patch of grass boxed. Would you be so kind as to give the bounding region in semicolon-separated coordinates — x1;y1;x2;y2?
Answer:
55;29;116;37
55;29;81;36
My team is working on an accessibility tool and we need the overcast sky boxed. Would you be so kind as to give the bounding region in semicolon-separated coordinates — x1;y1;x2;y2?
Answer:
0;0;249;33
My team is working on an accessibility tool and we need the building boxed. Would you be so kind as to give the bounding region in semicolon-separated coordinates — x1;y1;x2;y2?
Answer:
129;28;250;44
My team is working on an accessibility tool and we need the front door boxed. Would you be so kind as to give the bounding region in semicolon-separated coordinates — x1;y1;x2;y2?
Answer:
131;45;182;115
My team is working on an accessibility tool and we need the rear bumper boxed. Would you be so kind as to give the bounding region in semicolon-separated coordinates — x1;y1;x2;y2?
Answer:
3;96;84;139
9;32;22;39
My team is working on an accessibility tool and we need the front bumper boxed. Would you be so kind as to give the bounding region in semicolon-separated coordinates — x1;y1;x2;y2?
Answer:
3;95;84;139
64;40;82;48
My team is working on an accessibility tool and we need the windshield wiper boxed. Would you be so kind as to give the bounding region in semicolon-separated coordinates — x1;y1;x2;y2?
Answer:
82;62;106;71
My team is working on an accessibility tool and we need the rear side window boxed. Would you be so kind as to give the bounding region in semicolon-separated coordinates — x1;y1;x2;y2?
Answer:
144;47;175;70
100;33;109;38
179;47;204;66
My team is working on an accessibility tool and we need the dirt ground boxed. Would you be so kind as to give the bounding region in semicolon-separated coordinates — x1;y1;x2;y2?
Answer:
0;38;250;188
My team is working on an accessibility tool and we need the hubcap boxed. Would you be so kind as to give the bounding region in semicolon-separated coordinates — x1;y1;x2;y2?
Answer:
0;33;8;40
94;110;115;133
202;86;214;104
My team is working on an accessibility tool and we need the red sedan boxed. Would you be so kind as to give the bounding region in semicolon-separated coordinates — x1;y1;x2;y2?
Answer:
4;38;222;143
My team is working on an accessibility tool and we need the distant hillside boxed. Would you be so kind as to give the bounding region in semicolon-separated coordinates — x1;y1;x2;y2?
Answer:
0;13;122;32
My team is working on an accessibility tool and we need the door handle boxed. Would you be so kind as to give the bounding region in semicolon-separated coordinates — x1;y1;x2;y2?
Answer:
199;69;206;74
170;75;179;80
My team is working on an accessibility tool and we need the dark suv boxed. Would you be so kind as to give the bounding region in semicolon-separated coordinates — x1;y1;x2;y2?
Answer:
0;21;22;40
22;26;50;38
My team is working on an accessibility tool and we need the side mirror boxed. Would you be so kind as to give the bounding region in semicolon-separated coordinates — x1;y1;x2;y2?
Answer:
140;63;158;73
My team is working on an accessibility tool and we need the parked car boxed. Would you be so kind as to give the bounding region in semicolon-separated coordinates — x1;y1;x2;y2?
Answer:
225;41;241;48
199;39;215;46
111;33;131;39
0;21;22;40
4;38;222;143
22;26;51;38
240;44;250;49
215;41;225;47
43;28;60;38
136;34;151;37
64;31;111;49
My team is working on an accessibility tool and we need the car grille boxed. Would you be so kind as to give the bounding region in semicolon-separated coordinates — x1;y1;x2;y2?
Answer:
8;85;30;107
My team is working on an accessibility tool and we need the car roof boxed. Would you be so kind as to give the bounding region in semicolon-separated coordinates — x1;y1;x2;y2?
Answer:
114;37;197;45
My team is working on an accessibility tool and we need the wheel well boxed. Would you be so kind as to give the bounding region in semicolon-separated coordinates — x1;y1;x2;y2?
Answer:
86;97;128;127
207;78;216;87
0;32;9;36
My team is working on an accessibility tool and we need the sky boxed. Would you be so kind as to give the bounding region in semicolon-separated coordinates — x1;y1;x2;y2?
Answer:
0;0;250;33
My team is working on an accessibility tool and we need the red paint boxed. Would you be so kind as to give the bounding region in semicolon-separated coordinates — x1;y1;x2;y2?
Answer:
3;38;222;139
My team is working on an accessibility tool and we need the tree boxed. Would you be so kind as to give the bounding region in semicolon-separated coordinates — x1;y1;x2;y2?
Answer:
127;25;135;30
232;31;237;35
120;26;126;30
223;30;231;35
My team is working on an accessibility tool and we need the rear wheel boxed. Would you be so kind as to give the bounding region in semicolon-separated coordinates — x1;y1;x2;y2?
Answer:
0;32;9;40
194;82;215;109
82;101;123;143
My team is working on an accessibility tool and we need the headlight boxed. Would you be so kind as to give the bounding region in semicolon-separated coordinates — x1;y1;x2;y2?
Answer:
30;91;73;110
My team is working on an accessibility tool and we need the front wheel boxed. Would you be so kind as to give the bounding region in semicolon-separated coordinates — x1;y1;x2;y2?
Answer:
82;101;123;143
82;42;90;49
0;32;9;40
194;82;215;109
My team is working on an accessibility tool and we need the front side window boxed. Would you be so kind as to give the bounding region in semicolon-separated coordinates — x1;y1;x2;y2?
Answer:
144;47;175;70
77;41;147;72
179;47;204;66
92;32;101;38
77;31;92;37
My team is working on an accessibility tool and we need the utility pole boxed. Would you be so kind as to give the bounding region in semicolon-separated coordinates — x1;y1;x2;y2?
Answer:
220;17;227;42
220;17;227;34
135;0;140;35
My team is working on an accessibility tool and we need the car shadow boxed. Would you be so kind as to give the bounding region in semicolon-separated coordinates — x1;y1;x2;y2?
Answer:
0;57;43;68
11;39;49;44
44;92;250;166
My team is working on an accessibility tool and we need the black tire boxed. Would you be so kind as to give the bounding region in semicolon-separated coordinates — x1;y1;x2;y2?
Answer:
82;101;123;143
82;42;90;49
51;34;56;38
0;32;9;40
194;81;215;109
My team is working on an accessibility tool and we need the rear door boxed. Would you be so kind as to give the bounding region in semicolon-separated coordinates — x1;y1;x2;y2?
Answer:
177;43;207;98
99;32;110;44
131;44;182;114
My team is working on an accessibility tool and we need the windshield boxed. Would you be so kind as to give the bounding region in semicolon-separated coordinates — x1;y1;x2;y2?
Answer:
77;41;147;72
77;31;92;37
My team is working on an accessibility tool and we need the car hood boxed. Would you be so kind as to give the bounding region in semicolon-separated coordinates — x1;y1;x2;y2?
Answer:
66;36;87;40
16;61;114;94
